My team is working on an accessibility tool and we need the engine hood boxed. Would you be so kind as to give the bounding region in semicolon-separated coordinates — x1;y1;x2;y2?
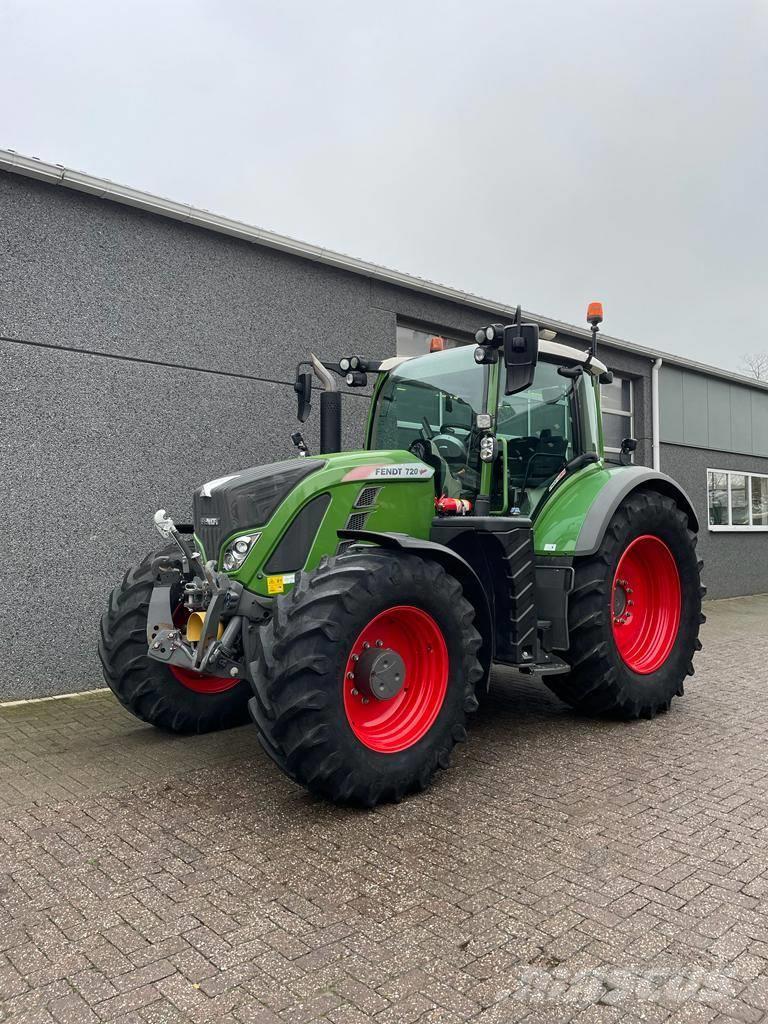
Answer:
193;458;326;561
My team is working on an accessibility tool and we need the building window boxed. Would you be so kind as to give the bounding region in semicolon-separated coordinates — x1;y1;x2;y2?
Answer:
396;323;468;358
601;375;633;459
707;468;768;531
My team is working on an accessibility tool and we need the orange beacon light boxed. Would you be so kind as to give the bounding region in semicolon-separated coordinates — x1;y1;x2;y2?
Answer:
587;301;604;326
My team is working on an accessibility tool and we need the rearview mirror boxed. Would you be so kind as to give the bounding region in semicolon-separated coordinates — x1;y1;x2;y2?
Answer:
294;367;312;423
503;322;539;395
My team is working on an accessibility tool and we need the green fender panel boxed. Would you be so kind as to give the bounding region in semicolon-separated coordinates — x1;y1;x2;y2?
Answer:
533;464;699;557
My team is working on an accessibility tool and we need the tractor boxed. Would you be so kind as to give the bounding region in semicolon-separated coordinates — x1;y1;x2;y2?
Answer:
99;305;705;805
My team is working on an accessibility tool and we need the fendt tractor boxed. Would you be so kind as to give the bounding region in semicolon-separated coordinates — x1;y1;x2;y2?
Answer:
99;304;705;806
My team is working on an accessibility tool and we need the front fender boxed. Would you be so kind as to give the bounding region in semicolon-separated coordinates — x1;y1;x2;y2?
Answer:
533;464;699;557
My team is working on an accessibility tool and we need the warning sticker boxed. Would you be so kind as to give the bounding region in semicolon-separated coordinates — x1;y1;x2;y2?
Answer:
266;576;285;595
266;574;297;595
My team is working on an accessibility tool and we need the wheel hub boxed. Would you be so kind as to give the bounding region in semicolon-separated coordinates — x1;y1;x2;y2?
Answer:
355;645;406;701
612;576;633;625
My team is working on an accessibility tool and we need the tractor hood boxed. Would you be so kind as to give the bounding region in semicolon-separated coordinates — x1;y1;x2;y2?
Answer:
192;450;437;594
193;458;326;565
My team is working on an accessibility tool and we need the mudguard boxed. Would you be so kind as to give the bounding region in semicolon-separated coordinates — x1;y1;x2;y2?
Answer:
337;529;494;686
575;469;699;556
533;464;699;558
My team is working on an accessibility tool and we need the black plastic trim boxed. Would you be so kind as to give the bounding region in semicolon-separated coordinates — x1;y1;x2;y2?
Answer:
575;468;699;555
264;493;332;573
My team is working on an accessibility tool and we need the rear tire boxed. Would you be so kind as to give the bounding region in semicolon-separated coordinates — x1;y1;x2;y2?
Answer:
99;549;252;734
544;492;705;719
248;549;483;806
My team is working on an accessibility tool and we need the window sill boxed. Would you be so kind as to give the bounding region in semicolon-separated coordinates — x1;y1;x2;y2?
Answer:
708;525;768;532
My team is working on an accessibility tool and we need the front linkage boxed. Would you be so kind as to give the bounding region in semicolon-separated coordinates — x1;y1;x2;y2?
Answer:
145;511;269;684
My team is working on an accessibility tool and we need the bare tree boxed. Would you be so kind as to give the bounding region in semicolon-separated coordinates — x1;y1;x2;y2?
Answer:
741;353;768;380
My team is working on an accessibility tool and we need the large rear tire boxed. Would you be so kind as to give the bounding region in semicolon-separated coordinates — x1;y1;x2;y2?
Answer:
544;492;705;719
99;549;252;734
248;549;483;806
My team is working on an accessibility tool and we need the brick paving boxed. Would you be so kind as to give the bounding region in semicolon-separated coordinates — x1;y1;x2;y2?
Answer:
1;595;768;1023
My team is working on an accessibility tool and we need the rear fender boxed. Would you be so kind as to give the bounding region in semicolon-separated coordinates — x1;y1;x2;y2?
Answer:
337;529;493;690
534;465;699;558
575;469;699;556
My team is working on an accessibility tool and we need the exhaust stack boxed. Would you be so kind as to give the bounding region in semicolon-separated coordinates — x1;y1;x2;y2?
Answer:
311;354;342;455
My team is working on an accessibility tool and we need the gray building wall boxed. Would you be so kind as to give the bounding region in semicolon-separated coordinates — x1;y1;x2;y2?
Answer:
660;444;768;599
658;363;768;599
0;171;544;699
661;364;768;457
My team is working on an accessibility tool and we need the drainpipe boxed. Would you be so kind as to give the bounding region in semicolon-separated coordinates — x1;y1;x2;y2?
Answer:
651;357;663;471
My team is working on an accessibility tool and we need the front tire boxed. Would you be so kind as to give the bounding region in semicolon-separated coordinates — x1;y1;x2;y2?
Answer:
248;549;483;806
544;492;705;719
99;549;252;734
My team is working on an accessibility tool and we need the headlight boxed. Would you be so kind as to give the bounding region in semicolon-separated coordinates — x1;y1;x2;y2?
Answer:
221;533;260;572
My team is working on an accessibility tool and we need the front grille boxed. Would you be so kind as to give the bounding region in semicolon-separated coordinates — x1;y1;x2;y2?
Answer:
193;458;324;562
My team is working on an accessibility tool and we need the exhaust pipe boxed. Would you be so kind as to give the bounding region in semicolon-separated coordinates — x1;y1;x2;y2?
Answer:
311;354;341;454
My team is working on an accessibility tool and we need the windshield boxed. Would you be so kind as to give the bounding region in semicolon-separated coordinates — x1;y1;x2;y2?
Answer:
370;347;487;499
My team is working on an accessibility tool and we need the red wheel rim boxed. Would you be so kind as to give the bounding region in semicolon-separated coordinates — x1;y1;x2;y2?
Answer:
167;608;240;694
343;605;449;753
168;665;239;694
611;534;681;674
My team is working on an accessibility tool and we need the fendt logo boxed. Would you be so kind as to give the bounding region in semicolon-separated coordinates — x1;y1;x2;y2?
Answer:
342;464;435;482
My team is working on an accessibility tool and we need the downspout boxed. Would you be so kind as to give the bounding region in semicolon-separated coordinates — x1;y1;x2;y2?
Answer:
651;357;663;471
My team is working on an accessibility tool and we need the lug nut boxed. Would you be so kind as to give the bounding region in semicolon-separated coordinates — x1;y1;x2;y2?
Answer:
352;654;359;663
362;697;369;705
351;688;359;696
375;640;383;647
346;671;355;680
363;642;370;649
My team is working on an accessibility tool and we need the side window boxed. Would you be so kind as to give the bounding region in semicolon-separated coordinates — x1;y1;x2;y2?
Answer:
707;469;768;530
495;361;575;491
601;375;633;461
396;323;469;357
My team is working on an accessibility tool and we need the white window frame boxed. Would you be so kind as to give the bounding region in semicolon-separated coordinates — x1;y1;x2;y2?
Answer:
601;376;633;457
707;467;768;532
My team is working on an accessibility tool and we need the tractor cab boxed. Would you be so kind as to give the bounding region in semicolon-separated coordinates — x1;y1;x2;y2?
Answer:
367;340;606;517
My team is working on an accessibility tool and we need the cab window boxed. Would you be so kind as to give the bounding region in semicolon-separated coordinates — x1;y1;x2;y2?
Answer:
494;360;579;503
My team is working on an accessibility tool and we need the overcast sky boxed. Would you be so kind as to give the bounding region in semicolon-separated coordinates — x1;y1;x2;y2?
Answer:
2;0;766;371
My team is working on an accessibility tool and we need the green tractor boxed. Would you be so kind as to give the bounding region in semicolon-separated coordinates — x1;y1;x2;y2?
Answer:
99;305;705;805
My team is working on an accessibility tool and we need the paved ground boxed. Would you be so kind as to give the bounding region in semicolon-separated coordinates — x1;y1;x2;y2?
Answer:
1;596;768;1024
